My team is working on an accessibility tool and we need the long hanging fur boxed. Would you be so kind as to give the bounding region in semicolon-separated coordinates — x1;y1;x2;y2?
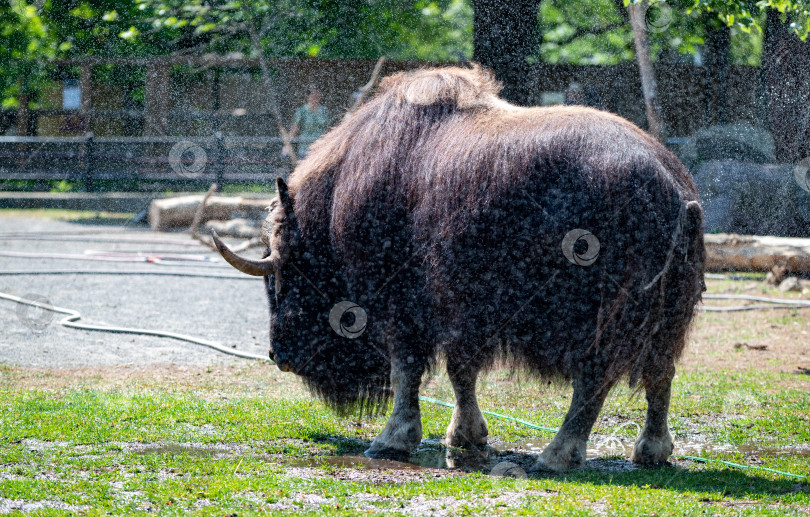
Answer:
281;64;704;409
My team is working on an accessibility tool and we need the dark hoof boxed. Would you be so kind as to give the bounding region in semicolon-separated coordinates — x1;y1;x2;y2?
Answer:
364;446;410;462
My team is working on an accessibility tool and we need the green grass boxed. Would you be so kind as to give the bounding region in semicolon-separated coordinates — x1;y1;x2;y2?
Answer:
1;276;808;515
0;362;807;516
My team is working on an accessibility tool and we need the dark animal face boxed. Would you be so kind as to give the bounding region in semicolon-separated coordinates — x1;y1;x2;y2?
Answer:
265;246;333;375
212;178;391;413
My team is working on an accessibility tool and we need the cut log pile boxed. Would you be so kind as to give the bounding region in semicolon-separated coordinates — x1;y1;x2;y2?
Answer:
150;196;810;275
149;195;271;232
705;234;810;273
204;218;261;239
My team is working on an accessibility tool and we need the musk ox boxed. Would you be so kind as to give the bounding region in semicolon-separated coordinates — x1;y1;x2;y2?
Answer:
213;65;705;472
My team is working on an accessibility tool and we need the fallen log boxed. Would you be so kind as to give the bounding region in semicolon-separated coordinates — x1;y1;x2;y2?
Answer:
705;234;810;273
149;195;270;231
205;218;261;239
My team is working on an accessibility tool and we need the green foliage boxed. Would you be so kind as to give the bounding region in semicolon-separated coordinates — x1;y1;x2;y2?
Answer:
0;1;164;110
688;0;810;38
49;179;75;193
540;0;767;65
1;2;54;108
2;0;810;111
538;0;628;65
130;0;472;59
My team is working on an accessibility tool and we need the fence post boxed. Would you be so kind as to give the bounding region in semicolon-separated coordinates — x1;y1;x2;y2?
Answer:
214;131;224;190
83;132;95;192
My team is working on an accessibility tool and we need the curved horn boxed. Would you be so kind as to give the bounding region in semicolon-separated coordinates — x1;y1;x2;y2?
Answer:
211;230;275;277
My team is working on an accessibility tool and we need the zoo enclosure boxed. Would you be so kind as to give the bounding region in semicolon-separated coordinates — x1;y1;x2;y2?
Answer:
5;56;765;140
0;56;789;192
0;135;290;191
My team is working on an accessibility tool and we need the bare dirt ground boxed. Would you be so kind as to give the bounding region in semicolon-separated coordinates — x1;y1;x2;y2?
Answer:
0;215;271;369
682;294;810;386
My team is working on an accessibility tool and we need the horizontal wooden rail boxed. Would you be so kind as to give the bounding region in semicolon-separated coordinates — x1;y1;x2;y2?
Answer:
0;135;293;191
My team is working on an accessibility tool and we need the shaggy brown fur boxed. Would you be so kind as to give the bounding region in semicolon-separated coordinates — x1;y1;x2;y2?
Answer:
246;64;705;467
286;64;703;387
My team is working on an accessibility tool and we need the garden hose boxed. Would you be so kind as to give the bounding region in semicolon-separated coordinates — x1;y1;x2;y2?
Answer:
417;396;808;480
1;273;808;481
0;291;269;362
1;267;809;311
0;269;252;280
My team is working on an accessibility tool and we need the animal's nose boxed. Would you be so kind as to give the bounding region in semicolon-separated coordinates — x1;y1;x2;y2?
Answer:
271;348;292;372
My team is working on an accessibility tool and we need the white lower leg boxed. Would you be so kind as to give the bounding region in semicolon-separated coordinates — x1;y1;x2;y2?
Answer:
632;379;674;465
444;368;488;448
365;362;422;458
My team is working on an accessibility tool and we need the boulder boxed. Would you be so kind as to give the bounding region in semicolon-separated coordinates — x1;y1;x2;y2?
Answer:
679;123;776;169
692;160;810;237
778;276;801;292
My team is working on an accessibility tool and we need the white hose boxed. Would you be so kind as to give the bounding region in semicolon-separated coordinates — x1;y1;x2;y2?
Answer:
704;293;810;306
0;269;252;279
0;291;272;362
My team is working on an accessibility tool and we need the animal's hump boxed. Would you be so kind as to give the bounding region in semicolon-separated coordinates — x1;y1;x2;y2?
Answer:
380;65;502;109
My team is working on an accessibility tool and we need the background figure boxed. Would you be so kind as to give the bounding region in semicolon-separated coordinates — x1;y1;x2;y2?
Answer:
584;84;604;110
287;85;330;158
564;82;584;105
564;82;603;109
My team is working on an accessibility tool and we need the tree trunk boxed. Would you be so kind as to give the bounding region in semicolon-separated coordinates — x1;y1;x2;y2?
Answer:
472;0;541;106
702;14;730;126
758;8;784;129
16;76;29;137
760;9;810;163
628;1;666;142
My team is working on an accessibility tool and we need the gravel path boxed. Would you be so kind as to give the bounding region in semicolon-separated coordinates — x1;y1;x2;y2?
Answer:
0;216;271;368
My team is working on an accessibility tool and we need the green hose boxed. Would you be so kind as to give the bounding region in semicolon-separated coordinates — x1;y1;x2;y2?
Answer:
1;292;804;480
673;455;807;480
419;395;560;434
419;396;808;480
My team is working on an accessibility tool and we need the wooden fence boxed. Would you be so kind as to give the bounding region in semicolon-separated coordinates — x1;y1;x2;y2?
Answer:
2;57;765;141
0;135;291;191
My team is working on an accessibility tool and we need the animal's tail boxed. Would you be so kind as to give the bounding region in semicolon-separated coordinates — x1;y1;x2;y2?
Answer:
628;198;705;388
684;201;706;298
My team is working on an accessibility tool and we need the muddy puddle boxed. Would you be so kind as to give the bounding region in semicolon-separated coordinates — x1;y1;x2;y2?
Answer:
502;437;810;460
277;437;810;473
134;438;809;474
135;443;233;457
